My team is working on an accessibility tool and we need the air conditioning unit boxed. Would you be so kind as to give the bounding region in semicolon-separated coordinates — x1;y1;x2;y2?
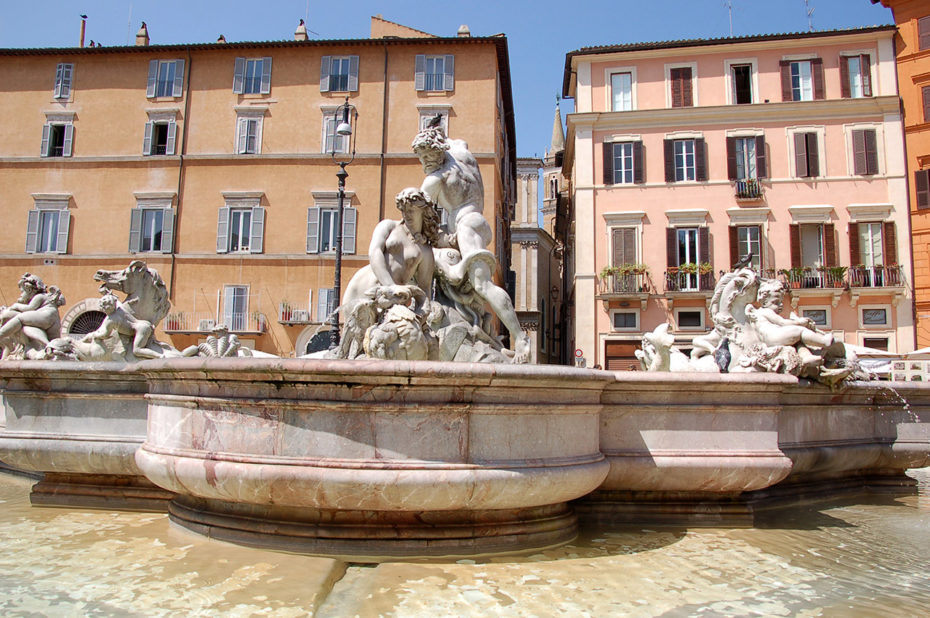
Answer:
198;319;216;331
292;309;310;323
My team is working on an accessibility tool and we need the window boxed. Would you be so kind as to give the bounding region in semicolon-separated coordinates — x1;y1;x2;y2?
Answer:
611;311;638;330
322;108;354;154
146;60;184;98
235;110;265;155
789;219;836;274
802;308;829;327
320;55;359;92
731;64;752;104
923;86;930;123
223;286;249;332
611;227;637;267
415;54;454;92
793;132;820;178
849;221;896;286
780;59;823;101
862;307;888;327
217;198;265;254
40;122;73;157
663;137;706;182
143;111;178;156
418;107;450;136
858;222;884;268
919;16;930;51
727;136;767;180
852;129;879;175
25;200;70;254
800;224;824;268
863;336;889;351
307;204;357;254
603;141;643;185
54;63;73;99
129;198;175;253
676;309;704;329
611;72;632;111
317;288;337;323
233;57;272;95
669;66;693;107
917;169;930;211
841;55;872;98
729;225;762;270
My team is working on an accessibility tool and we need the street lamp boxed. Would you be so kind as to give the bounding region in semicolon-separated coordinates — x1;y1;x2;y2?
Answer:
329;96;357;349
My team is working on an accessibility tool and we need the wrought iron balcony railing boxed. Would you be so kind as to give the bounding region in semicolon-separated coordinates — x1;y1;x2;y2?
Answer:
665;270;715;292
734;178;763;200
784;270;845;289
849;265;902;288
163;311;266;333
601;272;651;295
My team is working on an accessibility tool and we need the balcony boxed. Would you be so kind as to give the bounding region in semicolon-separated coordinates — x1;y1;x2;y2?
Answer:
596;267;651;311
278;302;313;325
665;268;715;293
849;265;902;289
782;268;846;290
734;178;764;202
163;311;266;334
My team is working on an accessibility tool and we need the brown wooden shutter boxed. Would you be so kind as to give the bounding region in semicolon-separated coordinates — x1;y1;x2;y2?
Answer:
923;86;930;123
840;56;851;98
853;130;867;175
670;68;683;107
729;226;739;267
864;129;878;175
790;224;801;268
603;141;614;185
919;16;930;51
860;54;872;97
695;138;707;181
794;132;808;177
698;226;710;264
823;223;836;267
849;222;861;266
681;67;693;106
726;137;737;180
917;169;930;211
612;228;636;266
780;60;792;101
755;135;767;179
807;133;820;177
883;221;897;265
664;139;675;182
812;58;825;100
667;228;677;267
632;141;644;184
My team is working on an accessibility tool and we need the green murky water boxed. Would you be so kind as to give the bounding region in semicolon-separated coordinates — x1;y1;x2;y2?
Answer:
1;469;929;616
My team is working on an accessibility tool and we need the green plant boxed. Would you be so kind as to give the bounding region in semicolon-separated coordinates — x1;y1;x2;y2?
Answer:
599;265;619;279
698;262;713;275
678;262;698;275
827;265;848;280
631;263;649;275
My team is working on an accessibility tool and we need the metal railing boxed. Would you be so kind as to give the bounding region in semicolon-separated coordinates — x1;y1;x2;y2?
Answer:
163;311;266;333
665;270;715;292
278;302;313;323
784;270;845;289
734;178;763;200
601;272;650;294
849;265;902;288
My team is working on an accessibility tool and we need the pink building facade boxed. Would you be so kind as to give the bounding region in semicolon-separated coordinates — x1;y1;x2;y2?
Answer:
562;26;913;370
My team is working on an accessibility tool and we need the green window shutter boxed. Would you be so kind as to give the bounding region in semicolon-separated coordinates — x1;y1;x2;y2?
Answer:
165;122;177;155
62;124;74;157
142;122;153;156
320;56;331;92
172;59;185;97
56;209;70;254
25;209;39;253
129;208;142;253
444;55;455;91
216;207;230;253
260;57;272;94
232;57;245;93
237;117;249;154
40;124;50;157
414;55;426;91
161;209;175;253
146;60;158;97
342;207;357;254
348;55;359;92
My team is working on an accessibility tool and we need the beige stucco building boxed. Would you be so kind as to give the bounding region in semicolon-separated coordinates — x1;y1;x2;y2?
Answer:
562;26;914;369
0;16;516;356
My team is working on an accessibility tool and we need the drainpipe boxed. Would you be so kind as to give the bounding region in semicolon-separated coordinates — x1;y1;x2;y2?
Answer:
168;45;193;301
378;41;389;222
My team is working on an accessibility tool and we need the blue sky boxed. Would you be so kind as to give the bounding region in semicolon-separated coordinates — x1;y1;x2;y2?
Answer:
1;1;893;159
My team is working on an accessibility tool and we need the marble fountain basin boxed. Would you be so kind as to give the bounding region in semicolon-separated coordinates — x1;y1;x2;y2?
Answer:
1;359;929;558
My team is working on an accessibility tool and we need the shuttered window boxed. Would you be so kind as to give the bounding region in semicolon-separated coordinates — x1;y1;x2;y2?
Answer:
919;16;930;51
781;59;823;101
320;55;359;92
40;123;73;157
917;169;930;211
852;129;879;175
236;116;262;154
25;206;70;254
146;59;184;98
129;207;175;253
317;288;337;323
142;121;177;156
923;86;930;123
415;54;454;92
664;138;705;182
54;63;73;99
793;132;820;178
729;225;761;270
611;227;637;266
840;54;872;98
233;57;272;94
306;206;357;254
603;141;644;185
217;206;265;254
669;67;693;107
726;136;766;180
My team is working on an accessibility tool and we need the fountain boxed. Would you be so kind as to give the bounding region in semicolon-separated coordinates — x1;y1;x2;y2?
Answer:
1;125;929;559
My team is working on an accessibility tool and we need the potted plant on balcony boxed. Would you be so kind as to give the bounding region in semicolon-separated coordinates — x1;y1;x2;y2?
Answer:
599;265;619;280
787;266;805;288
698;262;713;275
679;262;698;275
631;263;649;275
827;266;847;288
280;300;292;322
165;312;181;331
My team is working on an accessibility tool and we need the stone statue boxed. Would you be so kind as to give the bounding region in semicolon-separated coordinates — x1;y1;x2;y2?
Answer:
638;269;858;386
413;126;531;363
0;273;65;359
93;260;171;327
183;323;251;358
80;293;163;360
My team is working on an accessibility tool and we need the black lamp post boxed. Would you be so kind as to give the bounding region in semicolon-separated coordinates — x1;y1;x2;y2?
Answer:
329;96;357;349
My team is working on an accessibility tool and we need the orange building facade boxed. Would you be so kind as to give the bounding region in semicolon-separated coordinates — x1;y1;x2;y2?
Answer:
0;18;516;356
874;0;930;345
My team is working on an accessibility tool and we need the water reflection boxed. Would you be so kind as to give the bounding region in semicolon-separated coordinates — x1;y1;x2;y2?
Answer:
1;469;929;616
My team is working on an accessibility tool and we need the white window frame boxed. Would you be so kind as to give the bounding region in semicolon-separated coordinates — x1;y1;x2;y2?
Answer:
317;288;337;323
233;57;272;95
321;55;359;93
724;58;758;105
129;193;175;254
664;61;698;108
40;112;75;158
800;305;832;330
789;59;814;102
26;194;70;255
223;285;250;332
609;309;640;332
674;139;696;182
418;104;452;136
674;307;706;331
735;224;763;270
143;109;179;156
235;107;266;155
604;66;637;111
415;54;454;92
859;304;892;330
54;63;74;100
307;191;357;255
734;136;758;180
612;141;635;184
146;59;185;99
844;123;884;177
604;212;646;267
217;192;265;255
786;126;827;179
320;106;354;154
840;49;876;98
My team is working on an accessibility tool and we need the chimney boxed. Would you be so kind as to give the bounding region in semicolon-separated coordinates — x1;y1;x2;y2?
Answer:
135;21;149;46
217;34;227;43
457;24;471;37
79;15;87;47
295;18;308;41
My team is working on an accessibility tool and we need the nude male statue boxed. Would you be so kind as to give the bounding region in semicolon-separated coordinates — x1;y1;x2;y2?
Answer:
82;293;162;360
412;126;531;363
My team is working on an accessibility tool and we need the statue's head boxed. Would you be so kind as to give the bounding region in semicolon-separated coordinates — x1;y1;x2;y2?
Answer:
211;323;230;337
18;273;47;295
394;187;441;244
412;128;448;171
98;293;118;314
757;279;787;310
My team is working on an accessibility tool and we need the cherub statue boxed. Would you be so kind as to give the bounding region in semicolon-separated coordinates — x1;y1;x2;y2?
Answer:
81;293;163;360
0;273;66;359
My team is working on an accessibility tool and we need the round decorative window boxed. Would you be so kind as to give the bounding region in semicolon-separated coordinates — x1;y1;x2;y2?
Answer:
68;310;106;335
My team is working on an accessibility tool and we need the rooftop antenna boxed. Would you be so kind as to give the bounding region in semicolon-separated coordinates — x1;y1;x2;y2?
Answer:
723;1;733;36
302;0;320;36
804;0;815;32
